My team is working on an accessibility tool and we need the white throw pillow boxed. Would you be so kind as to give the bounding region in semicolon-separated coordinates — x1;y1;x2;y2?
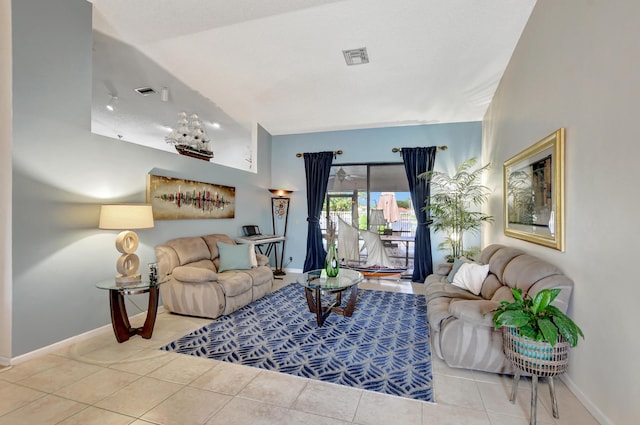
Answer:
249;244;258;267
451;262;490;295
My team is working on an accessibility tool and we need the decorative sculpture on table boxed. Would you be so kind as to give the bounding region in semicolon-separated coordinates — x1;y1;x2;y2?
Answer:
325;219;340;277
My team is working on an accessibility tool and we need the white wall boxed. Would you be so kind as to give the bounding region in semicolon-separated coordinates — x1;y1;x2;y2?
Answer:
0;0;12;365
483;1;640;423
272;122;482;270
9;0;273;357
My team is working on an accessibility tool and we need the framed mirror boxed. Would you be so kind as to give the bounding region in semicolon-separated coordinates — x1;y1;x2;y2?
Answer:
503;128;565;251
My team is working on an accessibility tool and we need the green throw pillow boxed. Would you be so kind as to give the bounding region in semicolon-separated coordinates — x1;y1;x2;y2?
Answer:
445;256;470;283
217;242;252;272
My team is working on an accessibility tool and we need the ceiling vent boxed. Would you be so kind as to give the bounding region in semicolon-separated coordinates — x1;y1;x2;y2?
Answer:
343;47;369;66
134;87;157;96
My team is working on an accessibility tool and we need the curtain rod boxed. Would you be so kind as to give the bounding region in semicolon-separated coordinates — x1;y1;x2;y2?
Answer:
296;150;343;158
392;146;448;153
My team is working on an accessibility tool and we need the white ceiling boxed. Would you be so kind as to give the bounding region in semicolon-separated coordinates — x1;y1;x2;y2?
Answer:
89;0;536;167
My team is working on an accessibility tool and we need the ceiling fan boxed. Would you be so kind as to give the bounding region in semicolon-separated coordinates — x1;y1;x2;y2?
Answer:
335;167;362;182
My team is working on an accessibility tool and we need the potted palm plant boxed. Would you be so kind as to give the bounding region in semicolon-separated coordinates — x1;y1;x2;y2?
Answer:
420;157;493;262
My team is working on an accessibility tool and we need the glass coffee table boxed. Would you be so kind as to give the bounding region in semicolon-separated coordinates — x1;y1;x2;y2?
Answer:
96;278;167;343
297;269;363;326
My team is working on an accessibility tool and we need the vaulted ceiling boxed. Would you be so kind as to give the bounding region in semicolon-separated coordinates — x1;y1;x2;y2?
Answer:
89;0;536;169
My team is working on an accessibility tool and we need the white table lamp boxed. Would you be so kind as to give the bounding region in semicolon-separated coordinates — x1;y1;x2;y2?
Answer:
99;204;154;284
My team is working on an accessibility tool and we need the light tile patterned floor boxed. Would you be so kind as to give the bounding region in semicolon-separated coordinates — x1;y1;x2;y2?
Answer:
0;274;598;425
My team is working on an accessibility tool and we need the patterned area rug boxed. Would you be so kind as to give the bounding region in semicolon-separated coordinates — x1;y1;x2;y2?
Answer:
161;284;433;402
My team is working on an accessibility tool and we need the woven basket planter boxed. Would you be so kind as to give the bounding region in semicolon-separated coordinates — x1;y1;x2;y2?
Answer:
502;327;569;377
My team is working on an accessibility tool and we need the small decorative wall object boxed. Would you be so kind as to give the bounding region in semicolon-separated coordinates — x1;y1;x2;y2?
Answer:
503;128;565;251
147;174;235;220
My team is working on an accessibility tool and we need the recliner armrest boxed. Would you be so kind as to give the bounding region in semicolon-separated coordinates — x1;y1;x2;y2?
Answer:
172;266;218;283
448;299;499;328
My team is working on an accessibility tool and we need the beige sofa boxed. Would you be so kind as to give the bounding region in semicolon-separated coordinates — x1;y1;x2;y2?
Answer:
424;244;574;374
155;234;274;319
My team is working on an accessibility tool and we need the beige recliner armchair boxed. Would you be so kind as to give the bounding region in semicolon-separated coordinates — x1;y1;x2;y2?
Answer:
155;234;273;319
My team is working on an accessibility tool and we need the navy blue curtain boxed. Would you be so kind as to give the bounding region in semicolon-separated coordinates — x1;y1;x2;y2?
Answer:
402;147;437;282
303;151;334;272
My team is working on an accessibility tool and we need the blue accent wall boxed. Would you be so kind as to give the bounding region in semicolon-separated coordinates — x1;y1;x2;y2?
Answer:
271;122;483;269
10;0;273;356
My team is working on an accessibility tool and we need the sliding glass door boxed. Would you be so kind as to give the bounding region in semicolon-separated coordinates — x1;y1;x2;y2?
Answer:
322;163;416;271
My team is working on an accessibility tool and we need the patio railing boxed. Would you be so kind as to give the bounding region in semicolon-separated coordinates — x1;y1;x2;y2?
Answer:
321;211;417;237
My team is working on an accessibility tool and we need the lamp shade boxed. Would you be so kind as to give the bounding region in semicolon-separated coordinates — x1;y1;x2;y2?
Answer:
99;204;154;230
269;189;293;197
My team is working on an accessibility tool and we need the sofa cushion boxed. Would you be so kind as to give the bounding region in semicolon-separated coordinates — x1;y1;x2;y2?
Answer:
491;285;517;303
487;246;525;283
425;273;446;286
445;256;471;283
425;297;455;332
435;262;453;276
477;244;507;265
425;281;483;301
217;242;252;272
217;272;253;297
186;259;215;270
451;262;490;295
503;254;563;293
479;273;503;300
202;234;236;260
173;266;218;283
448;299;499;327
167;237;211;265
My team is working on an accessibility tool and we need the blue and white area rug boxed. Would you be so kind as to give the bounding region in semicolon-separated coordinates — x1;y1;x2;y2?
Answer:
161;284;433;402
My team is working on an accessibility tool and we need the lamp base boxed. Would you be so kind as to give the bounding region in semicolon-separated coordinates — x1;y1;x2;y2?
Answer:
273;269;286;276
115;273;142;285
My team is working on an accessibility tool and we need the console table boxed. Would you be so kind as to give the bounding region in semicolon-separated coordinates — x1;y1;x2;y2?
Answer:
96;278;167;343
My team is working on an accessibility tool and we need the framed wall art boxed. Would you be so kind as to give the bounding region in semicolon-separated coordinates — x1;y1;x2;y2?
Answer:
503;128;565;251
146;174;235;220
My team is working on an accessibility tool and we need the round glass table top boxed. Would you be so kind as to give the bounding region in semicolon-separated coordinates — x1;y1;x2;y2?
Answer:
96;276;168;292
297;268;363;291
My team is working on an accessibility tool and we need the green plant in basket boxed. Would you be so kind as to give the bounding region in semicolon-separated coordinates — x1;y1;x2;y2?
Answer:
492;288;584;347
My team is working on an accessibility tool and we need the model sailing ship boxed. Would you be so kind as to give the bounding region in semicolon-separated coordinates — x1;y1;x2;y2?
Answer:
165;112;214;161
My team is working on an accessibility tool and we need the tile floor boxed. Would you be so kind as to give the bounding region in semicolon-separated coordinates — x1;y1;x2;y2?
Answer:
0;274;598;425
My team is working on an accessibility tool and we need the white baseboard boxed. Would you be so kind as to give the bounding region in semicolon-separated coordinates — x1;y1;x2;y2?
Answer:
10;307;165;366
284;267;303;274
560;372;610;425
11;325;112;365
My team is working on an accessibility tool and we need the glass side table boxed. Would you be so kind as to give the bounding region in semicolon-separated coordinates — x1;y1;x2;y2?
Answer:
96;278;167;343
297;269;363;326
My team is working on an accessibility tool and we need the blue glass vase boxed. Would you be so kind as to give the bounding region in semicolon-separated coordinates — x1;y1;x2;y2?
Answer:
325;243;340;277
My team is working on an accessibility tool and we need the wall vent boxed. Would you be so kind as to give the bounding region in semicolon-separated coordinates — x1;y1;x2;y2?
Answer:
134;87;157;96
343;47;369;66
